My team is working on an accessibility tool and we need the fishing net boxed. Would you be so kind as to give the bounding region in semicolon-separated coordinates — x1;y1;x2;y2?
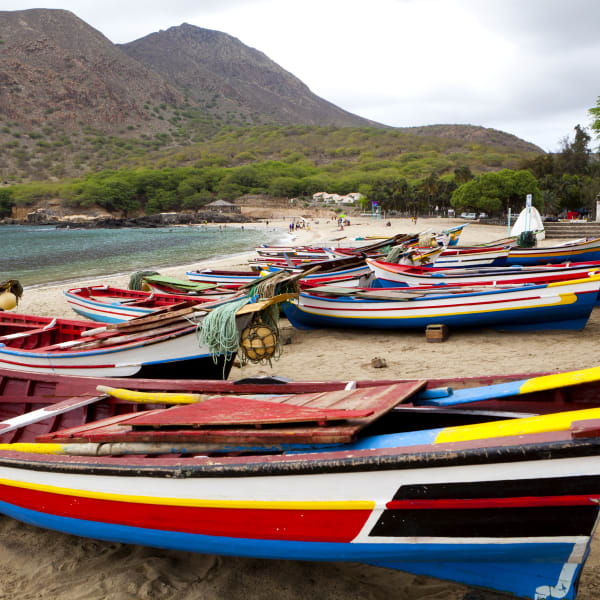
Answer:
517;231;536;248
198;296;251;364
239;307;282;366
128;271;160;291
385;245;406;263
251;270;299;298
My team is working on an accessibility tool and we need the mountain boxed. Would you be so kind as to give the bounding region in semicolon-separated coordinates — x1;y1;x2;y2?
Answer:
0;9;182;133
119;23;379;129
0;9;542;182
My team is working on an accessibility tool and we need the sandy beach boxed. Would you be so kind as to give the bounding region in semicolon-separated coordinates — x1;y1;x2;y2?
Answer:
4;216;600;599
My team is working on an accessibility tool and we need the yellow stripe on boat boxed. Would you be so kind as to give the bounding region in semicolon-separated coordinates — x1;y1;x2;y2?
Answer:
435;406;600;444
97;385;206;404
519;365;600;395
0;475;374;510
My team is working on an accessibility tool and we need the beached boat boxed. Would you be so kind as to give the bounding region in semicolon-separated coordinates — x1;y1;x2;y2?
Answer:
366;259;600;297
132;273;223;295
187;263;373;290
187;268;264;289
2;365;600;599
431;244;511;268
64;285;239;323
0;308;250;378
281;274;600;332
507;237;600;265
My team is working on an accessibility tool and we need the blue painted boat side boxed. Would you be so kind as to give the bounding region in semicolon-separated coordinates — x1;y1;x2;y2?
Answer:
281;292;596;331
372;559;583;600
0;500;581;600
69;307;125;324
507;250;600;266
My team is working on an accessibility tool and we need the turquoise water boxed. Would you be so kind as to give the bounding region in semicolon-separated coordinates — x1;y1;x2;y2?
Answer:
0;225;287;287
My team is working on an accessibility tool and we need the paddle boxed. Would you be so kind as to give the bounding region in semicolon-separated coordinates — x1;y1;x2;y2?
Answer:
0;393;107;435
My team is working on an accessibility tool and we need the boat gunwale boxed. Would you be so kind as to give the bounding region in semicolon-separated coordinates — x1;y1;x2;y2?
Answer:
0;435;597;479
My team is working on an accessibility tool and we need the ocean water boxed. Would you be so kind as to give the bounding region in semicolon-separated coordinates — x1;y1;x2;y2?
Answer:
0;224;287;287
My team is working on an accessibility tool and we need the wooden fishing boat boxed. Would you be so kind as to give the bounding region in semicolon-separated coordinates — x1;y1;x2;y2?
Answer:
0;308;250;379
187;263;373;291
281;274;600;332
254;233;416;260
431;244;511;268
2;365;600;599
366;259;600;299
187;268;264;289
507;237;600;266
64;285;238;323
138;274;222;295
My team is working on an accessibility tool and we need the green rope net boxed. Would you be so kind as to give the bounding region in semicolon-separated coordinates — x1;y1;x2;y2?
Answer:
128;271;160;290
199;296;251;364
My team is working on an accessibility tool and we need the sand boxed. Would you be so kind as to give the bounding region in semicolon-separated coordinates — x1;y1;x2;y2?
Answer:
4;216;600;599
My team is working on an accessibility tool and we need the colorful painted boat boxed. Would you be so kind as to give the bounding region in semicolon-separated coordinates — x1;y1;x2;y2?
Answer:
2;365;600;599
0;310;245;379
366;259;600;298
435;223;467;246
64;285;239;323
281;274;600;332
507;237;600;265
431;244;511;268
139;274;222;295
187;268;263;289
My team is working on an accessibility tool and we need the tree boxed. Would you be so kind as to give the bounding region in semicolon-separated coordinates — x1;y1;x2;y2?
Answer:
454;165;474;185
451;170;541;215
556;125;592;174
588;98;600;145
0;188;13;218
367;177;413;214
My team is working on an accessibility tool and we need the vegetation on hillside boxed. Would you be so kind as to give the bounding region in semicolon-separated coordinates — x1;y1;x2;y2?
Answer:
1;123;597;221
0;123;538;184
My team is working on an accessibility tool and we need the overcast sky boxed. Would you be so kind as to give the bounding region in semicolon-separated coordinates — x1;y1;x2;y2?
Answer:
4;0;600;152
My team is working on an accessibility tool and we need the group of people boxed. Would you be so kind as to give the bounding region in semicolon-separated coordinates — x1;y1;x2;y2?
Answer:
289;219;309;232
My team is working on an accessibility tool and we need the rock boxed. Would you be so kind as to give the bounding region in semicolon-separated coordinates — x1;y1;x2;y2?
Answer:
371;357;387;369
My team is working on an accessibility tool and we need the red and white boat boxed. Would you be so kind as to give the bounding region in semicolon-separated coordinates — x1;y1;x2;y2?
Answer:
64;285;238;323
1;365;600;600
0;309;247;379
366;259;600;300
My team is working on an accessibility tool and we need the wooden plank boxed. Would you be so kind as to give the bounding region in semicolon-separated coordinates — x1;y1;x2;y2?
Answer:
39;381;426;446
108;305;201;330
121;396;374;427
45;321;194;352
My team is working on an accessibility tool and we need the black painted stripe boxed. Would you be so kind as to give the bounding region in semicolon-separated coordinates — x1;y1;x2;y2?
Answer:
370;506;599;538
392;475;600;500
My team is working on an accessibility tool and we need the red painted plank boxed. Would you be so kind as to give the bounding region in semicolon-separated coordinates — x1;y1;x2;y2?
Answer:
38;382;427;445
122;396;374;428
